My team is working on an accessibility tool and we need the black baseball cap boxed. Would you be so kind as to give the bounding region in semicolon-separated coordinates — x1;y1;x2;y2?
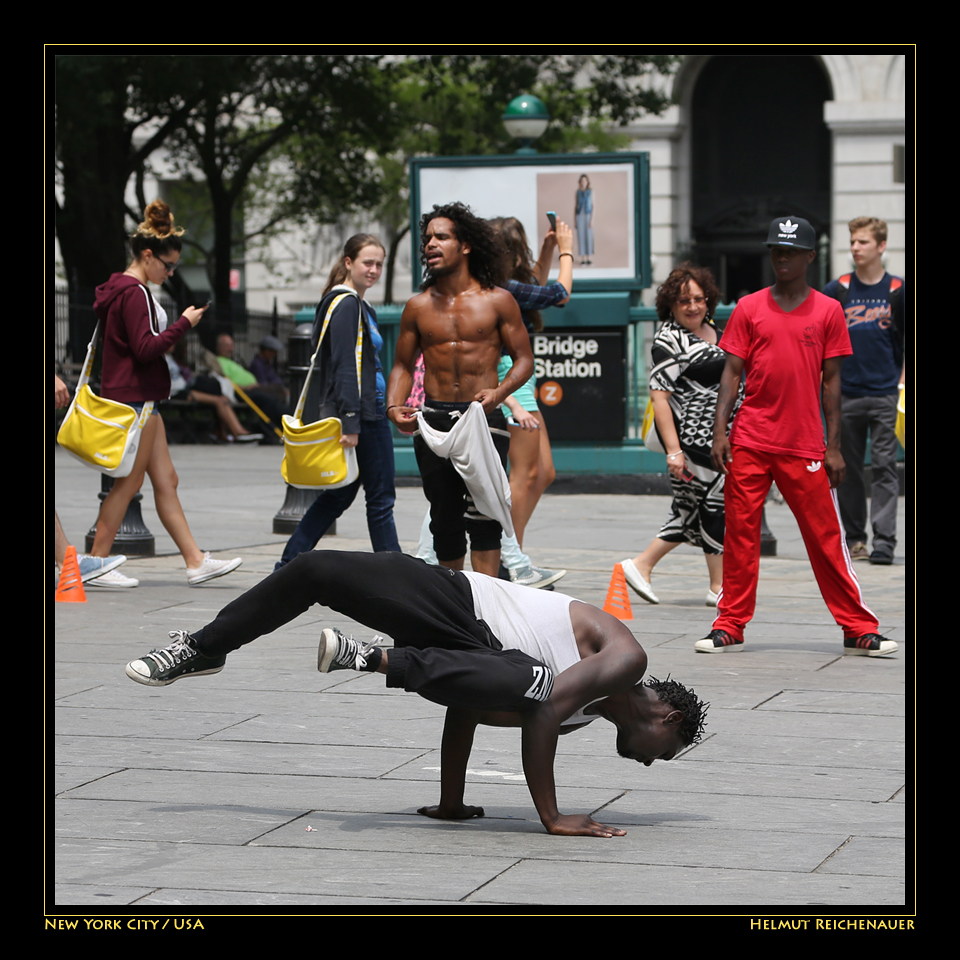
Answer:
765;216;816;250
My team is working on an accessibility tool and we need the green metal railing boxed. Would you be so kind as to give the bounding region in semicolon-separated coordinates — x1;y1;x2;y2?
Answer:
296;296;737;476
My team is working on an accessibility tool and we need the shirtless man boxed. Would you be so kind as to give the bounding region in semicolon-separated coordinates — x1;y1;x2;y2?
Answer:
387;203;534;576
124;550;707;838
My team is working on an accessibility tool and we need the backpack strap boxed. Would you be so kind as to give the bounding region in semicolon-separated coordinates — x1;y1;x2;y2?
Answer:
832;274;852;306
887;277;904;347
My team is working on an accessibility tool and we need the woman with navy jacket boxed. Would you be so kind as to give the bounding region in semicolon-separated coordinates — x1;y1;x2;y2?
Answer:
277;234;400;568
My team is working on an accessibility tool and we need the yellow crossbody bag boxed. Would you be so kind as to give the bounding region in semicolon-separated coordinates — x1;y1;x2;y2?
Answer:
281;292;360;490
57;317;154;477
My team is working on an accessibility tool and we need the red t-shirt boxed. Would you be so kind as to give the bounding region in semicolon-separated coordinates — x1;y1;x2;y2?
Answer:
719;288;852;460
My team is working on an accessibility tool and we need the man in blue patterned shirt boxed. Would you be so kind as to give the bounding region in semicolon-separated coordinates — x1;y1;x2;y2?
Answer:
823;217;905;566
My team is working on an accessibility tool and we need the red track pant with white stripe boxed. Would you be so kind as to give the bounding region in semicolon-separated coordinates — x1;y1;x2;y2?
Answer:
713;446;878;642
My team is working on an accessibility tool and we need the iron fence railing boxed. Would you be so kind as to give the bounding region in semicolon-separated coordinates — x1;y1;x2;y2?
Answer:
52;287;298;383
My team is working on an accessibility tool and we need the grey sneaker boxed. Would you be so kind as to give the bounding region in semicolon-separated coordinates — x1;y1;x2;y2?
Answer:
77;554;126;583
125;631;226;686
509;565;567;589
318;628;381;673
848;542;870;561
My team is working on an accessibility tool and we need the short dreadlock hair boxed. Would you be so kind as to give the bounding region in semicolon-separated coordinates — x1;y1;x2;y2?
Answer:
419;202;503;290
645;675;708;747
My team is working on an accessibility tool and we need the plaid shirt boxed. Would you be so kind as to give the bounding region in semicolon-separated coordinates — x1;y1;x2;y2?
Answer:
506;279;568;312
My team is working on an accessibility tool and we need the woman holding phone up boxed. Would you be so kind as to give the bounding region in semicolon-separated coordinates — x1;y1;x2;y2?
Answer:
490;215;574;588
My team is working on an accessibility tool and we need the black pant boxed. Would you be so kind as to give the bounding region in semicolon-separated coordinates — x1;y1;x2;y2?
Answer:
414;400;510;561
193;551;553;712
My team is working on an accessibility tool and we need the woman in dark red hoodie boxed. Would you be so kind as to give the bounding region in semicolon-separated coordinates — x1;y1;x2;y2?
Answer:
87;201;242;587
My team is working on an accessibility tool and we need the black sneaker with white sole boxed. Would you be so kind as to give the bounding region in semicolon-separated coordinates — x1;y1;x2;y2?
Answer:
694;629;744;653
843;634;898;657
125;631;226;686
317;627;380;673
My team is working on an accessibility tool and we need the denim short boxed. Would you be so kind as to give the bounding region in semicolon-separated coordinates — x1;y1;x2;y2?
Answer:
497;356;538;415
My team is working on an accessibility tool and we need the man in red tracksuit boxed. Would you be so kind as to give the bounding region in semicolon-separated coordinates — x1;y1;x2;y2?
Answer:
699;216;897;658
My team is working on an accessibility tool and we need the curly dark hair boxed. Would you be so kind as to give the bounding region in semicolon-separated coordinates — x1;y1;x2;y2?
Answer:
655;263;721;322
645;675;709;747
419;202;503;290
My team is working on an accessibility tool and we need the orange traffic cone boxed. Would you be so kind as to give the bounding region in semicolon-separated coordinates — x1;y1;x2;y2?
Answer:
603;563;633;621
56;546;87;603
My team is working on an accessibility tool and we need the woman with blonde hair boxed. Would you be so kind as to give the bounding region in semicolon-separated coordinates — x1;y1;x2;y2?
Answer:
86;200;242;586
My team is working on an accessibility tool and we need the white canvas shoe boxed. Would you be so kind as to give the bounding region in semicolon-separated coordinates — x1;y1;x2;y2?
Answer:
186;554;242;585
620;558;659;604
87;568;139;588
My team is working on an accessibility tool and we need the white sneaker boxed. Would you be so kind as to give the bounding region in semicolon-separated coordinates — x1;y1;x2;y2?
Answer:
509;565;567;589
706;589;719;607
88;568;140;588
186;554;243;585
620;558;658;604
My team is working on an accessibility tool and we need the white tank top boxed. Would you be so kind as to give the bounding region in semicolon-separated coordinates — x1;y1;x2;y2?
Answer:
462;573;596;728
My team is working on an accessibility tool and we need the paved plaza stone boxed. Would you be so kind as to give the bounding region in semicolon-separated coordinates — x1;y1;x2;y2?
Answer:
51;445;911;916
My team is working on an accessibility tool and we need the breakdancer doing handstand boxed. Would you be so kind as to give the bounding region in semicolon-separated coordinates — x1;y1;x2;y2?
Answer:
124;551;707;838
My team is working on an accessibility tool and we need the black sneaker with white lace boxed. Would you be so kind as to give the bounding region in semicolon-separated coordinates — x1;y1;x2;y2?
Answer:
317;627;380;673
125;631;226;686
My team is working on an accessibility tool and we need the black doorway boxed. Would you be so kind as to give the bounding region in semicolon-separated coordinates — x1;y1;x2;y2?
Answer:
689;56;832;301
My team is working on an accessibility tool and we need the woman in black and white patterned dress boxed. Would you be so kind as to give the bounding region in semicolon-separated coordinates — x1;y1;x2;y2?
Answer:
621;264;740;607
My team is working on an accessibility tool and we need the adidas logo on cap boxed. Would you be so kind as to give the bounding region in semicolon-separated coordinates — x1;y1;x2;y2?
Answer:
765;216;815;249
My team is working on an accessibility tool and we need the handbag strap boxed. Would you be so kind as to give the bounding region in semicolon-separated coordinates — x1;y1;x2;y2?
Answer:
293;289;363;421
138;282;162;335
77;283;157;392
75;319;102;393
